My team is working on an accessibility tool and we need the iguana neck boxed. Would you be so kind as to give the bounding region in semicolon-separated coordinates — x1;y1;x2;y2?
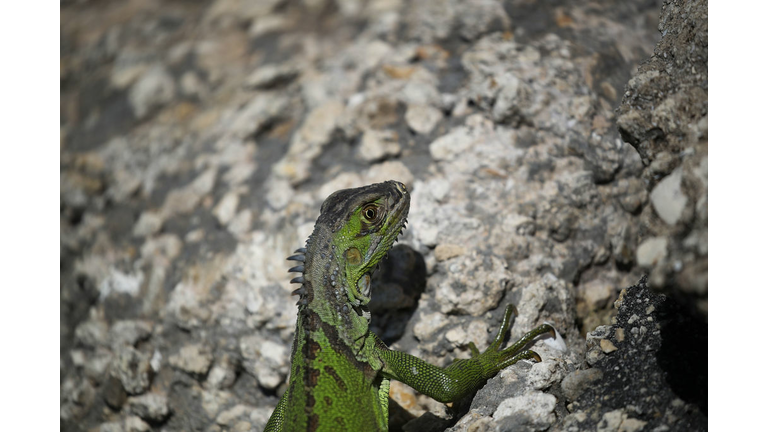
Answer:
298;223;370;348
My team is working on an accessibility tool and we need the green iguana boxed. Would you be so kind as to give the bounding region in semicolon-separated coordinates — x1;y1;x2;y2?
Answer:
265;180;556;431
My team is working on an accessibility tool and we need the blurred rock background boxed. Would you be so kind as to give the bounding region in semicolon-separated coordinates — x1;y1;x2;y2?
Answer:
60;0;707;430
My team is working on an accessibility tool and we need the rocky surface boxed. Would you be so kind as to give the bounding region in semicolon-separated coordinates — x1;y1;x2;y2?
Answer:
616;0;708;321
60;0;707;431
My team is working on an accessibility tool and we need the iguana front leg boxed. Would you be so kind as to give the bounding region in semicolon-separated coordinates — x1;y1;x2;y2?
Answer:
377;305;556;403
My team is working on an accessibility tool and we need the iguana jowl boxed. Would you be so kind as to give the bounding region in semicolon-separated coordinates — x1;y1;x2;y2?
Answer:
265;180;556;431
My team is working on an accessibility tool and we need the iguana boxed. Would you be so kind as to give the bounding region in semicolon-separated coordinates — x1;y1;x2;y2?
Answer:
265;180;556;431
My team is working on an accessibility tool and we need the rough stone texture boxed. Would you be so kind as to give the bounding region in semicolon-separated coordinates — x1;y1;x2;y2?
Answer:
564;277;706;431
127;393;171;423
112;347;153;396
60;0;706;431
616;0;708;320
168;343;214;377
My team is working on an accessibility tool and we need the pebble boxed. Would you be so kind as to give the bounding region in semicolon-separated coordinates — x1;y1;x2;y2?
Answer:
650;168;688;225
561;368;604;402
109;320;153;348
493;391;557;427
358;129;401;163
433;244;466;261
405;104;443;135
128;65;176;119
363;160;414;187
239;336;288;389
168;343;214;376
127;393;170;422
244;63;300;89
636;236;668;267
228;93;290;139
113;346;153;395
213;191;240;226
124;416;151;432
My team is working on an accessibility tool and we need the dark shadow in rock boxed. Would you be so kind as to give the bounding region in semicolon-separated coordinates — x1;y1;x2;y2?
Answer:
369;244;427;345
656;293;708;414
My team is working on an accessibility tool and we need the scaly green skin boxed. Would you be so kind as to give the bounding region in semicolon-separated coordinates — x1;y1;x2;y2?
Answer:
265;180;556;432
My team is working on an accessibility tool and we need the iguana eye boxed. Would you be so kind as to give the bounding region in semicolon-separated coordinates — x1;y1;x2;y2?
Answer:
362;204;378;222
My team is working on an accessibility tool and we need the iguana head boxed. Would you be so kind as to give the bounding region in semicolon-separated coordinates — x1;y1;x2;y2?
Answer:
316;180;410;306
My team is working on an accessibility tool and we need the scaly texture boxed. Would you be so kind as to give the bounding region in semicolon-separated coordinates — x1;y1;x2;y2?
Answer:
265;181;555;431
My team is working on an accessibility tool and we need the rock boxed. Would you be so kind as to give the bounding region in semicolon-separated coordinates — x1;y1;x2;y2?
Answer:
250;407;275;432
597;409;647;432
179;71;207;98
109;320;153;348
228;92;290;139
429;126;473;161
599;338;618;354
650;169;687;225
273;99;345;184
127;393;170;422
405;104;442;135
432;252;509;316
168;343;214;377
433;244;466;261
493;391;557;429
399;75;441;107
128;65;176;119
213;191;240;226
112;346;153;395
580;279;614;311
205;354;238;389
614;178;648;214
239;336;288;389
132;211;163;237
318;172;364;198
74;318;109;348
358;129;401;163
216;404;256;430
228;209;253;238
244;63;300;89
110;51;149;90
561;369;603;402
413;312;449;341
123;416;151;432
99;421;123;432
389;380;426;419
455;0;510;41
77;348;112;381
576;279;706;430
363;160;414;187
102;375;128;409
60;378;96;421
265;177;294;210
201;389;235;419
98;268;144;300
491;73;529;124
444;326;467;347
161;167;218;218
614;0;708;320
636;236;668;268
526;360;566;390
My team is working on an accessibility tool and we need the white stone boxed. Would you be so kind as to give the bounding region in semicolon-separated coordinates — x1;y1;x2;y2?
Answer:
636;236;668;267
650;169;687;225
405;104;443;134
